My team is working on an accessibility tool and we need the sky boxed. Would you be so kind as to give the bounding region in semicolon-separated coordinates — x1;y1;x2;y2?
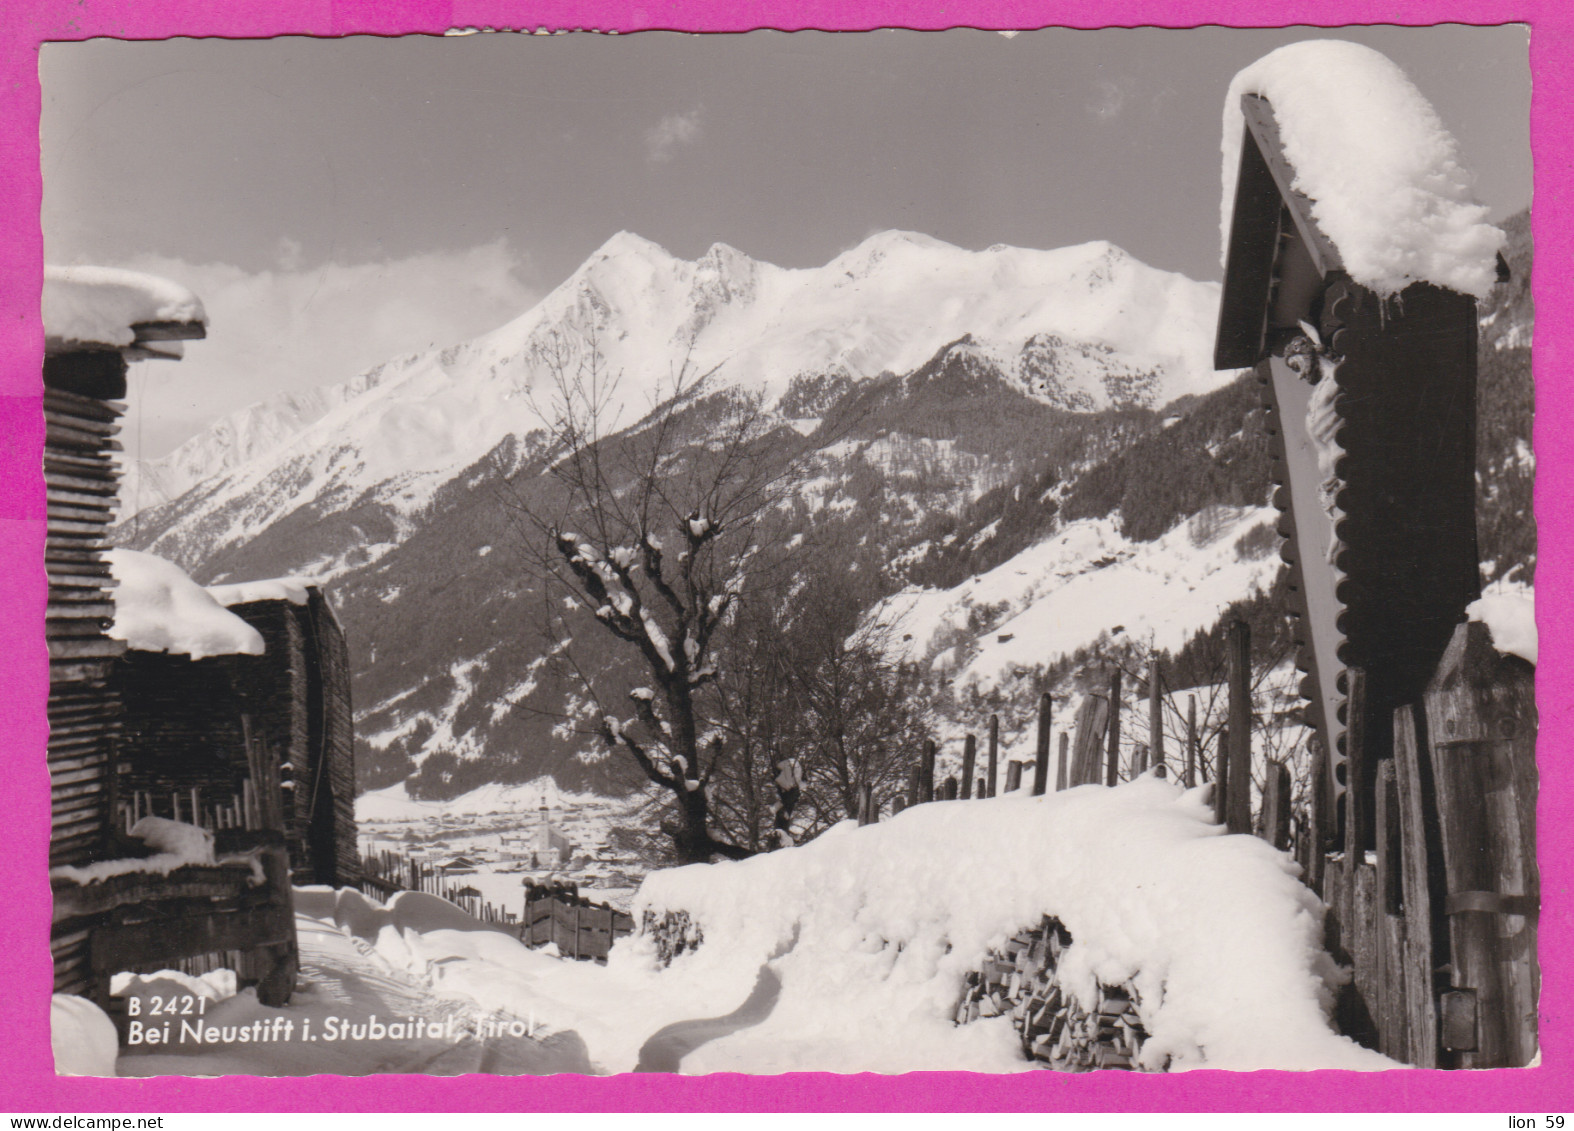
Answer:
40;25;1531;459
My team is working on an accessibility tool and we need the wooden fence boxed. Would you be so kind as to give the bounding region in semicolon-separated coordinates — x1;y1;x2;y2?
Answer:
356;850;635;963
888;631;1292;846
520;882;635;963
357;848;518;930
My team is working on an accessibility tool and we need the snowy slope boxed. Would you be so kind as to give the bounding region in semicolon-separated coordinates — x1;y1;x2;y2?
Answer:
876;504;1283;693
124;231;1225;571
119;368;393;518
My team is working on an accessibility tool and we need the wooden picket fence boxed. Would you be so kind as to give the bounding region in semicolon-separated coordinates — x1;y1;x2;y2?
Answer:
357;848;518;930
885;630;1294;851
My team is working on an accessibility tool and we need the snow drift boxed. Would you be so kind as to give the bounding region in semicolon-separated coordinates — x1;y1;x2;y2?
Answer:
1222;40;1504;298
635;778;1395;1072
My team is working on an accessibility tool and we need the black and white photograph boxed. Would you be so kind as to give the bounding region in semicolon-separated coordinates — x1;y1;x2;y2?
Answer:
38;24;1535;1079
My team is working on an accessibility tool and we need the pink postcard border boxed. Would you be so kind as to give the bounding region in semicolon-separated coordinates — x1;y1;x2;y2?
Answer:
1;0;1567;1113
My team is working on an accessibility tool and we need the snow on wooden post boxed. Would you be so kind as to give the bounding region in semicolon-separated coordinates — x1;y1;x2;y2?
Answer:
1226;621;1253;835
921;739;937;803
1148;653;1165;777
987;714;1000;798
1262;761;1292;850
961;733;977;799
1185;694;1198;788
1105;670;1122;785
1005;760;1023;793
1032;693;1052;796
1056;733;1069;792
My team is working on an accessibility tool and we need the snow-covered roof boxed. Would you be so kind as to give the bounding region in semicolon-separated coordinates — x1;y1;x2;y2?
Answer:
1221;41;1504;299
42;265;207;352
205;575;322;608
108;548;265;660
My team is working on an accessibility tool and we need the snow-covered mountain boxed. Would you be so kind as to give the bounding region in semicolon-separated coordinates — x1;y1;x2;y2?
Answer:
121;230;1224;556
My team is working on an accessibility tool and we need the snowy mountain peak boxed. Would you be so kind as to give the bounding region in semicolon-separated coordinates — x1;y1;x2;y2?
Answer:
123;229;1232;568
588;229;676;265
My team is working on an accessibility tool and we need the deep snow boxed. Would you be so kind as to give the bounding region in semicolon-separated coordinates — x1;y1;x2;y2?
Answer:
101;780;1395;1076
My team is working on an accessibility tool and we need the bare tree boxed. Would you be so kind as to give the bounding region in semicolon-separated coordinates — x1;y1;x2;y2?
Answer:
500;330;813;864
787;572;930;824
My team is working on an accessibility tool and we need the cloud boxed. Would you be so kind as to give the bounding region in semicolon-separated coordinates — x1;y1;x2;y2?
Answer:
115;242;542;459
1087;79;1127;121
644;109;703;164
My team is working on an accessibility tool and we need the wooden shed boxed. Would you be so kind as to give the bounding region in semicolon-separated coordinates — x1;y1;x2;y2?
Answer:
42;268;306;1008
110;578;358;889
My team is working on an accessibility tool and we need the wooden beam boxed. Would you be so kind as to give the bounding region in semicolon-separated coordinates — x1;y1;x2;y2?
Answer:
1239;94;1345;278
1227;621;1253;835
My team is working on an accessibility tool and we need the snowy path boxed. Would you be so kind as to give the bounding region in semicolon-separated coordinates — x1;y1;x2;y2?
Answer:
116;910;594;1077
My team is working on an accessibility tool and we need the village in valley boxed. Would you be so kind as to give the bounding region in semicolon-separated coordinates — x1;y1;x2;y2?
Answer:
34;28;1538;1083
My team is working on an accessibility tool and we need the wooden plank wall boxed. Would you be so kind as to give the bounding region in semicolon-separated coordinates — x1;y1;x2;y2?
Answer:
44;386;127;875
1321;624;1537;1068
310;590;359;887
227;601;314;881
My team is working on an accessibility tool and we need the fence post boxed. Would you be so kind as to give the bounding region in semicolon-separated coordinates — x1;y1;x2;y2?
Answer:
1032;693;1052;796
1105;670;1123;784
1056;732;1068;792
857;782;875;826
906;765;920;809
1226;620;1253;835
1005;761;1023;793
1186;694;1197;788
961;734;977;799
943;776;959;801
1397;707;1441;1069
921;739;937;803
1261;760;1291;850
987;715;999;798
1071;694;1111;788
1214;727;1229;826
1148;652;1165;777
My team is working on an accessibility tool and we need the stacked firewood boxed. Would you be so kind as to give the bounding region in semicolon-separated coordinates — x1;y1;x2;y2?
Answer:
956;915;1156;1072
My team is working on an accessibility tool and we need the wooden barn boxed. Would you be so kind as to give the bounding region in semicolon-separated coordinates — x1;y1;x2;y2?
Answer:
42;266;354;1008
